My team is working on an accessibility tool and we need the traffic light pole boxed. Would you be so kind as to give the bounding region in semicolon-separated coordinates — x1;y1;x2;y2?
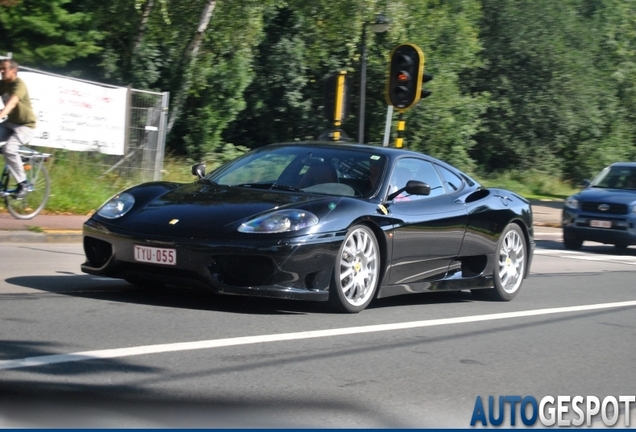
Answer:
358;24;368;144
332;71;347;142
383;105;393;146
322;71;350;142
394;111;405;148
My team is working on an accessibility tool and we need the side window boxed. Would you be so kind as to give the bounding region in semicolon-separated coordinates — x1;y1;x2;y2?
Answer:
436;165;463;192
389;158;444;201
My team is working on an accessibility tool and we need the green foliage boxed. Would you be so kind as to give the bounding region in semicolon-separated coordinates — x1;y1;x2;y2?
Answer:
0;0;103;67
4;0;636;193
169;3;266;159
480;169;579;201
466;0;636;182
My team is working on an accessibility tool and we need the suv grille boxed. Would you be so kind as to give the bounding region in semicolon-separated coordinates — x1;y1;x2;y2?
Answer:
580;202;628;215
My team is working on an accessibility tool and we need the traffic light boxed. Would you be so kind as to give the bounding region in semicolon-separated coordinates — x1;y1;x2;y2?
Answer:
385;43;424;110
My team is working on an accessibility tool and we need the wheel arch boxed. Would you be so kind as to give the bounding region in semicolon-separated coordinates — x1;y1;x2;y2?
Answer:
351;219;389;289
510;218;532;278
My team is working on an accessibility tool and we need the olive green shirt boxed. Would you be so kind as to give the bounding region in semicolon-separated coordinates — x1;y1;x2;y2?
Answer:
0;77;37;128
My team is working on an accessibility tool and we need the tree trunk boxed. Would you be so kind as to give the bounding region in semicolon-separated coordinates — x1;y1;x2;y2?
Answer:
167;0;217;133
132;0;155;55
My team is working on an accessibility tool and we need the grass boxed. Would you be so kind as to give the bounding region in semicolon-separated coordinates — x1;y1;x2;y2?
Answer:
49;155;199;215
2;153;576;216
479;169;578;201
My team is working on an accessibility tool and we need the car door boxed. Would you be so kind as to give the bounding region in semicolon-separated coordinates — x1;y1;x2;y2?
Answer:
387;158;467;286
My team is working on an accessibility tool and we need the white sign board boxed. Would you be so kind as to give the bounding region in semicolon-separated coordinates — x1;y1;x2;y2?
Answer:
20;72;128;155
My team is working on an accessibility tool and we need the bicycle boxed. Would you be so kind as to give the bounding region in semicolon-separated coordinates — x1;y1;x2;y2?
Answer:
1;141;52;219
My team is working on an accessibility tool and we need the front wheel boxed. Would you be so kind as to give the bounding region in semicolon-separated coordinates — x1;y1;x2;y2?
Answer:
6;162;51;220
329;225;380;313
473;223;527;301
563;233;583;250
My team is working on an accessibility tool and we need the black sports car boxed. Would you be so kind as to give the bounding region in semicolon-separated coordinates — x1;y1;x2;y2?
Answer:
82;142;535;313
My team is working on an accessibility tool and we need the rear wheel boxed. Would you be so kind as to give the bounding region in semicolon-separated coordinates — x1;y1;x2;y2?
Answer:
6;162;51;220
473;223;527;301
329;225;380;313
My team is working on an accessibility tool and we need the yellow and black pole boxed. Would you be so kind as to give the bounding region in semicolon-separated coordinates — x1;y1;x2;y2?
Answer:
332;71;347;142
322;71;350;142
395;111;406;148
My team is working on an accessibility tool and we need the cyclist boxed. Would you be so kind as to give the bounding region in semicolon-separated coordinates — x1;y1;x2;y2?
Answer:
0;58;37;200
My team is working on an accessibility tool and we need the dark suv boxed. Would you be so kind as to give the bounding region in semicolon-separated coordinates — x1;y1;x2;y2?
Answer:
562;162;636;250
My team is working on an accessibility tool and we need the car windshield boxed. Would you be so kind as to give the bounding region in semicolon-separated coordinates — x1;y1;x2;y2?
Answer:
206;145;388;197
590;166;636;190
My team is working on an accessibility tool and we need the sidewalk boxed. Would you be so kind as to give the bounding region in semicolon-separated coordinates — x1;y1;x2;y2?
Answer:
529;199;562;228
0;212;88;242
0;200;563;243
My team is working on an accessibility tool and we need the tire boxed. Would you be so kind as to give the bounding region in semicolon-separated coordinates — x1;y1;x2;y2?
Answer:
614;243;629;250
6;162;51;220
473;223;527;301
563;233;583;250
329;225;380;313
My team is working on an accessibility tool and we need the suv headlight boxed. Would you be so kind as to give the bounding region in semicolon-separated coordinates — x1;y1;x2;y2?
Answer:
97;193;135;219
565;196;579;210
239;209;319;233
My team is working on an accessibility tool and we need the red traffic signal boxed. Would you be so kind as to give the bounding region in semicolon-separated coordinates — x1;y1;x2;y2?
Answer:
397;72;410;82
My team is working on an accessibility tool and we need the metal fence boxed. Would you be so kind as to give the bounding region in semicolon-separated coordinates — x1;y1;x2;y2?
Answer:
21;65;170;184
103;88;170;183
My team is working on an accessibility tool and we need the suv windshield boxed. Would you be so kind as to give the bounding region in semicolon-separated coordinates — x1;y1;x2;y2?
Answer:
591;166;636;190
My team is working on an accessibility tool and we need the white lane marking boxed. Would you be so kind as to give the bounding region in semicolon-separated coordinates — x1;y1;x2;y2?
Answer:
534;231;562;236
2;300;636;371
534;249;636;265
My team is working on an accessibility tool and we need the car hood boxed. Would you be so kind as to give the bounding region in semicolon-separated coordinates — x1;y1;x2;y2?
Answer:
107;182;338;238
576;187;636;205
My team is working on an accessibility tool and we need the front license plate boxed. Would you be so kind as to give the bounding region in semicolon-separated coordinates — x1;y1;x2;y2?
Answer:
134;245;177;265
590;220;612;228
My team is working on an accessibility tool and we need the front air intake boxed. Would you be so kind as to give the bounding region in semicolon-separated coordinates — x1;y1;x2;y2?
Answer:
84;237;113;268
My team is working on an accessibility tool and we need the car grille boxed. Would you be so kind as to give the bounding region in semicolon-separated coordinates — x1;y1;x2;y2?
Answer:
580;202;628;215
209;255;277;287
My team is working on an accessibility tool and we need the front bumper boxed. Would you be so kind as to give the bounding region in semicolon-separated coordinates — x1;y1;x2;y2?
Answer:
562;207;636;245
81;219;344;301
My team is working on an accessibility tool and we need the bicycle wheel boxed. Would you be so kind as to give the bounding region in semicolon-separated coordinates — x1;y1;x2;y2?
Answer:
5;161;51;219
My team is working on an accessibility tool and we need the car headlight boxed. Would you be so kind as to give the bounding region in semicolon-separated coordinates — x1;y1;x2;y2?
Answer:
97;193;135;219
565;196;579;210
238;209;319;233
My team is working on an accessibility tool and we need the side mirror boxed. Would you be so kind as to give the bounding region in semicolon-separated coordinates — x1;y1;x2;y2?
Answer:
191;163;206;179
387;180;431;201
405;180;431;196
580;179;591;189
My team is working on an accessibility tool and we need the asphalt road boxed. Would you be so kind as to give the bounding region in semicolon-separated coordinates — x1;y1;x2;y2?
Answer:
0;239;634;428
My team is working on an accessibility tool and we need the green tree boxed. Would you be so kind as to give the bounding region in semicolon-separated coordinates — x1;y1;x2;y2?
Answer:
466;0;634;181
563;0;636;181
169;1;268;159
0;0;103;68
223;0;370;148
